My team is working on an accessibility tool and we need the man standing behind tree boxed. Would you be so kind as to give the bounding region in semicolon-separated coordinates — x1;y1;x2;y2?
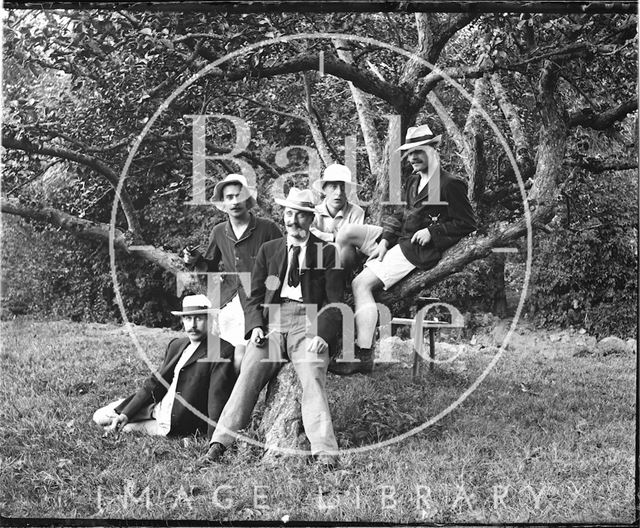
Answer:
200;188;345;469
183;174;282;372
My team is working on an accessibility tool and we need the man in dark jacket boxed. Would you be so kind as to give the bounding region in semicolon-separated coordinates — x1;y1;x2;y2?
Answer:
336;124;477;374
183;174;282;372
200;188;345;469
93;295;237;438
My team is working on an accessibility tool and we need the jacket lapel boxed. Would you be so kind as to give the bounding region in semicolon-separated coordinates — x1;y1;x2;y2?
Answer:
414;177;429;205
302;234;318;273
182;339;207;368
275;239;289;285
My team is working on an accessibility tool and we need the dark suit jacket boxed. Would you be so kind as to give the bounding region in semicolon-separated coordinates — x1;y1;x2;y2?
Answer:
244;234;345;347
381;170;477;269
115;336;236;438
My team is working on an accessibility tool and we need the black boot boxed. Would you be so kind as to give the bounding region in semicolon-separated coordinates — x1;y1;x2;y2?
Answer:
328;346;374;376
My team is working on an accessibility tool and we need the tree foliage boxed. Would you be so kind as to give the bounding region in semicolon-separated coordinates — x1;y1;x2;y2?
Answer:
1;8;637;333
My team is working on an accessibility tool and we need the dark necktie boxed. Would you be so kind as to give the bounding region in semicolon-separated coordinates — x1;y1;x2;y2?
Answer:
287;245;301;287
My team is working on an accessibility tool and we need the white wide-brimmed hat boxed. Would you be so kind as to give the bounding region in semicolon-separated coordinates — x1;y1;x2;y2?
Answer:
312;163;361;194
397;124;442;151
212;173;257;209
171;294;217;316
274;187;317;213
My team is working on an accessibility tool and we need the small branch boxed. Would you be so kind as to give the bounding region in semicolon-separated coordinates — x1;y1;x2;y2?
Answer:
302;72;338;165
2;135;142;236
174;33;224;43
0;198;198;282
567;156;637;173
6;160;64;196
568;98;638;130
147;48;200;97
227;91;305;122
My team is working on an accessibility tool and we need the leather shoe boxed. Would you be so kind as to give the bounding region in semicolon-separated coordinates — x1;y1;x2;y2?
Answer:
199;442;226;464
328;347;374;376
315;453;339;470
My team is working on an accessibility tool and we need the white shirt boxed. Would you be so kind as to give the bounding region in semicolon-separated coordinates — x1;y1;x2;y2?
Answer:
416;145;441;198
279;236;308;302
152;341;200;435
311;201;365;242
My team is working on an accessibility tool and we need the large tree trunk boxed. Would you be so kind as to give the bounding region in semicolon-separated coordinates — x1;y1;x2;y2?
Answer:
259;364;309;462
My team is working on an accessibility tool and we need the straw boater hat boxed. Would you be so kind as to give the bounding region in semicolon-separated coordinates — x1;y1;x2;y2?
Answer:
171;294;217;316
397;124;442;152
312;163;361;194
274;187;316;213
212;173;257;209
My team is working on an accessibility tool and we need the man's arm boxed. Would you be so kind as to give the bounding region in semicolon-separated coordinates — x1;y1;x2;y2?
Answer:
310;225;335;242
317;243;346;346
381;177;414;247
184;228;223;272
244;243;269;339
116;339;177;419
206;339;237;439
428;179;478;250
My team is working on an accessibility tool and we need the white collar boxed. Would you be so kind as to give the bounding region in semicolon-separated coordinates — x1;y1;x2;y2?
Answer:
317;200;349;219
287;235;310;248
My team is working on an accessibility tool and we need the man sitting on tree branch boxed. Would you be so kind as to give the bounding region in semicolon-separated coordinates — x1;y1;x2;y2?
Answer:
310;163;365;251
93;295;237;438
335;124;478;375
201;188;345;470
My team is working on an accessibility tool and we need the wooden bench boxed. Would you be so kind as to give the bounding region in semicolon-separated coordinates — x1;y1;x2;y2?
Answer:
389;297;464;380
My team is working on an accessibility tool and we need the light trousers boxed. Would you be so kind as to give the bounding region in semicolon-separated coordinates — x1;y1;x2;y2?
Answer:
211;302;338;455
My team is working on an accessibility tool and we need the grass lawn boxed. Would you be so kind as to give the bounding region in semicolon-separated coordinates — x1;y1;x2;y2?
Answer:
0;318;636;523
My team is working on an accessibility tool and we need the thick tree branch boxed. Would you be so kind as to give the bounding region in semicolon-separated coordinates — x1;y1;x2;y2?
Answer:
567;156;638;173
0;198;201;290
2;135;142;237
378;207;551;305
567;98;638;130
463;75;489;204
428;13;477;66
333;38;385;173
302;72;337;166
224;53;412;113
399;13;433;86
490;72;535;180
529;60;567;207
400;13;476;92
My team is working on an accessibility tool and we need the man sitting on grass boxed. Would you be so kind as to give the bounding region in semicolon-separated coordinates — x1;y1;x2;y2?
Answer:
92;294;237;438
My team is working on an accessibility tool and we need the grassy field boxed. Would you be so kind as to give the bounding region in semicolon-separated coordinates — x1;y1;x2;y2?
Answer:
0;318;636;523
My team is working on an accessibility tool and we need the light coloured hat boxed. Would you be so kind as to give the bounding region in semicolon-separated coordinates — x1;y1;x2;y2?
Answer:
397;124;442;151
274;187;317;213
312;163;361;194
171;294;217;316
212;173;257;209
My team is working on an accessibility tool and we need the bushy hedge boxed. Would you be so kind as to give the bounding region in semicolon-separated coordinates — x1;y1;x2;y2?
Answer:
1;216;179;328
528;171;638;338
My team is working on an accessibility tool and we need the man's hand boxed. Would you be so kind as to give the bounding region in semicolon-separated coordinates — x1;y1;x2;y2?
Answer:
306;336;328;356
182;246;202;266
250;327;266;347
411;227;432;246
367;239;389;262
104;413;128;435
